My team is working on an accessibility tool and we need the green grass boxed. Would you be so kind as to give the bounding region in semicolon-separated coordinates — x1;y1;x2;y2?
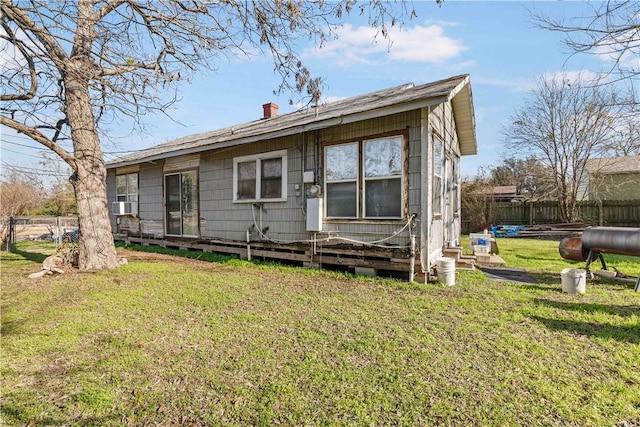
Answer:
2;238;639;426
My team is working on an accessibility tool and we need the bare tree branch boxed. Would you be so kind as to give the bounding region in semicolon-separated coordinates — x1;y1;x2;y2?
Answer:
0;20;38;101
0;115;76;169
532;1;640;83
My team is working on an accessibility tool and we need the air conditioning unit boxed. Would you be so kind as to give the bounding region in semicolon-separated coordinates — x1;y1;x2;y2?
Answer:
112;201;138;216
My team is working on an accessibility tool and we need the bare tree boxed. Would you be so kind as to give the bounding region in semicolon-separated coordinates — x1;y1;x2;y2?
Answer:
489;156;555;200
502;73;626;223
460;168;498;233
0;172;43;245
0;171;43;217
533;1;640;84
1;0;421;270
35;155;77;216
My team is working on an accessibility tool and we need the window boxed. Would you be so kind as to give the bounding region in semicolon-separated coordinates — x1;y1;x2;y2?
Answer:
116;173;138;202
433;137;443;216
325;135;404;219
364;137;402;218
452;155;460;215
165;171;198;237
233;150;287;202
325;143;358;217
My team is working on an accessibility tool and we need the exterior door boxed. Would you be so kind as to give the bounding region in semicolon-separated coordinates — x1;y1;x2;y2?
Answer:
164;170;198;237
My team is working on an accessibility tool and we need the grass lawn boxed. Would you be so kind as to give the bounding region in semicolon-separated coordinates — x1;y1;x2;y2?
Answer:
1;238;639;426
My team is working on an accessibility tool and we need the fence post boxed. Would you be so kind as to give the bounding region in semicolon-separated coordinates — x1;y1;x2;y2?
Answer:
8;216;16;252
56;216;62;246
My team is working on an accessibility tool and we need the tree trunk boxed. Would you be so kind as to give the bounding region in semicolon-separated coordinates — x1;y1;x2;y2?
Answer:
65;65;119;270
71;163;119;270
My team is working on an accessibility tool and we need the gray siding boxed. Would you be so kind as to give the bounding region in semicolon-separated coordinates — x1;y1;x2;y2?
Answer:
106;171;116;232
430;100;462;248
107;105;464;252
138;162;164;222
316;110;422;247
199;135;306;241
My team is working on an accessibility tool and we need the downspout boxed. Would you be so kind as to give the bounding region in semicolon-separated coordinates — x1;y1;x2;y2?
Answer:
420;106;432;282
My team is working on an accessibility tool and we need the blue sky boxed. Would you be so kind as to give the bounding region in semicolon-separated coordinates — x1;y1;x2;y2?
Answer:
0;1;624;180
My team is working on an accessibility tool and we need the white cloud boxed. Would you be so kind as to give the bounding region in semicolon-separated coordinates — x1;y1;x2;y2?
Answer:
593;43;640;72
540;69;609;86
422;19;461;28
311;23;467;66
475;69;608;94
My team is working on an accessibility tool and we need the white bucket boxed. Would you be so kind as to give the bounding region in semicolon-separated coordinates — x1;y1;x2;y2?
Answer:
561;268;586;294
436;257;456;286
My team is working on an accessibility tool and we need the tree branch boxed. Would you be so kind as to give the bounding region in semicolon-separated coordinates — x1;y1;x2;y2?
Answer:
0;20;38;101
0;115;76;171
0;1;68;67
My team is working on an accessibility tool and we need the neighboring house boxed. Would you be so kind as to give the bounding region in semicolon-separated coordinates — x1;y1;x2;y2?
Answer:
106;74;477;281
585;155;640;201
490;185;524;202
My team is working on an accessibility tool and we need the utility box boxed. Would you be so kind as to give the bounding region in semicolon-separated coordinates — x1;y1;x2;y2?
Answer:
306;198;323;232
303;170;315;183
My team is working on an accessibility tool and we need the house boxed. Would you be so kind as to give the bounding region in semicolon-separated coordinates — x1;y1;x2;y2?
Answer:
106;74;477;281
492;185;523;202
585;155;640;201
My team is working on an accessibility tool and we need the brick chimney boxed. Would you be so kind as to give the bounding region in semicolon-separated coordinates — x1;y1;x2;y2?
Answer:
262;102;279;119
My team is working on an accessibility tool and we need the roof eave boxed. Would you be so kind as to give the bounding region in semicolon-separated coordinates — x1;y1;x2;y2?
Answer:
449;76;477;156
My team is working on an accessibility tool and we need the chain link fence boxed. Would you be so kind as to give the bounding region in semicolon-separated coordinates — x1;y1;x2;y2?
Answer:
2;216;79;251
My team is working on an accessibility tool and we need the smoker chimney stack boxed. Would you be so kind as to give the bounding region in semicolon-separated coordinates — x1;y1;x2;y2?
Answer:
262;102;279;119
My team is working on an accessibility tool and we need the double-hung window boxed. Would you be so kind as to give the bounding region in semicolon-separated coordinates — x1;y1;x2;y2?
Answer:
325;135;404;219
325;143;358;217
233;149;287;202
116;173;138;203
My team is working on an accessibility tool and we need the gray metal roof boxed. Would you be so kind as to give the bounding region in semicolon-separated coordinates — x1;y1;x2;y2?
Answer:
107;74;477;168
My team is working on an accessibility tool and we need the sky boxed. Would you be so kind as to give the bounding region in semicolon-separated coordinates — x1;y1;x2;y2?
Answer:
0;1;631;182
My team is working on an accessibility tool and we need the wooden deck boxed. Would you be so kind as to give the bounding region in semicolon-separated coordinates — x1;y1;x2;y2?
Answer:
114;234;422;281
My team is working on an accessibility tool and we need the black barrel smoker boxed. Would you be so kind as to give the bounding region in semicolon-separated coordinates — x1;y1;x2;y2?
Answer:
559;226;640;292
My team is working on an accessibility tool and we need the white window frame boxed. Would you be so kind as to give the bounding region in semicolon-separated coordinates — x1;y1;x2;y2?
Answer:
362;136;403;219
324;142;359;219
232;149;288;203
116;173;138;203
324;135;405;220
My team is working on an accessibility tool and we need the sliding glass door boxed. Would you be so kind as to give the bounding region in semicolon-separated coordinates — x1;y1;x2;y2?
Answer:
165;171;198;237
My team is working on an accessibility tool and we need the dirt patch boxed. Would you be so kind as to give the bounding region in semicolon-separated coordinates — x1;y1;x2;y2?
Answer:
117;248;210;265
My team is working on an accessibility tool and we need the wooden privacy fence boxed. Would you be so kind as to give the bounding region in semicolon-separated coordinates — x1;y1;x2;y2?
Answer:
462;200;640;234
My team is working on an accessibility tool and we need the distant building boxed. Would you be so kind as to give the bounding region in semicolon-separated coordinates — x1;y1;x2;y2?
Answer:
491;185;522;202
585;155;640;201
